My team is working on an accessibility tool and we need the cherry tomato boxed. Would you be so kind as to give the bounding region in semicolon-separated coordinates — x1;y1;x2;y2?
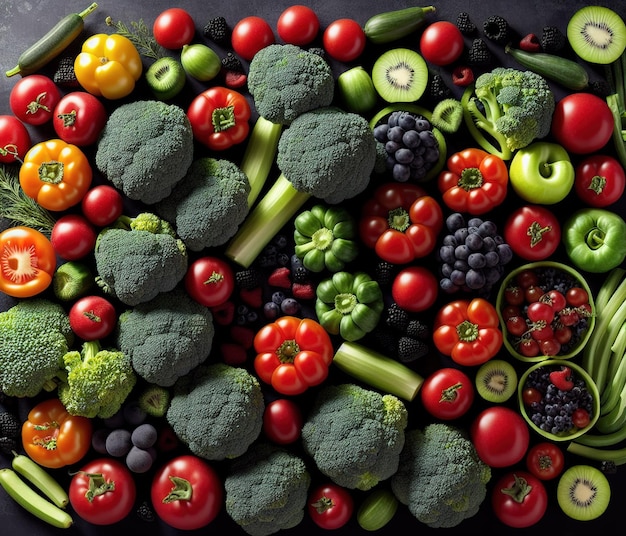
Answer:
263;398;303;444
572;408;591;429
277;5;320;46
185;256;235;308
0;114;31;163
491;471;548;528
308;483;354;530
551;92;614;154
504;205;561;261
525;442;565;480
153;8;196;49
70;458;136;525
9;74;60;125
566;286;589;307
69;295;117;341
522;387;542;406
575;154;626;207
50;214;97;260
52;91;107;146
506;315;527;337
419;21;464;66
391;266;438;313
80;185;124;227
526;301;554;324
323;19;366;62
518;337;540;358
470;406;530;468
420;367;475;420
231;16;275;61
503;285;525;306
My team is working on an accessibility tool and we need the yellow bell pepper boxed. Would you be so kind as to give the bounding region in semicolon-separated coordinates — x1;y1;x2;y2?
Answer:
74;33;142;99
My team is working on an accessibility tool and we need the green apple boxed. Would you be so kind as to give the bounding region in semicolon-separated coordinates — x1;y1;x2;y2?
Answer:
509;142;575;204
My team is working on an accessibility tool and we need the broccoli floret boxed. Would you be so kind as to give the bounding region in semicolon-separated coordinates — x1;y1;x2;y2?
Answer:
224;442;311;536
226;107;377;268
461;67;555;160
301;383;408;491
94;212;188;306
95;100;194;204
115;289;215;387
248;43;335;125
57;340;136;419
165;363;264;461
390;423;492;529
0;299;73;398
155;157;251;251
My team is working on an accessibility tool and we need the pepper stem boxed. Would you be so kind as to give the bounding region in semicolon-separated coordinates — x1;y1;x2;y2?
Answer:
38;161;64;184
334;292;357;315
212;105;236;132
457;167;483;190
387;207;411;232
456;319;479;341
277;339;300;364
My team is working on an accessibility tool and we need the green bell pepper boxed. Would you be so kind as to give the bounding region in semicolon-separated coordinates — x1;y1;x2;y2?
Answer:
562;208;626;273
315;271;384;342
294;204;359;273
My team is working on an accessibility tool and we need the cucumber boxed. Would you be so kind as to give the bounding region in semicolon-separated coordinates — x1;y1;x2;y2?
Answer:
5;2;98;77
357;488;398;531
12;452;69;509
364;6;436;44
504;45;589;91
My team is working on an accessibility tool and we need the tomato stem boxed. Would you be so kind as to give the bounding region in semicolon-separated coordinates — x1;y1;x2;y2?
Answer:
526;220;552;247
162;475;193;503
310;496;334;514
439;382;463;403
499;473;532;503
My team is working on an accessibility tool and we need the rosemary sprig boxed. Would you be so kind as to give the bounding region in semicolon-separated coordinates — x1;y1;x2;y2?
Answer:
0;164;56;236
105;16;164;60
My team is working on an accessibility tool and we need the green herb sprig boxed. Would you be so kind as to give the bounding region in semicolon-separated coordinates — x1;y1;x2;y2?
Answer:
105;16;164;60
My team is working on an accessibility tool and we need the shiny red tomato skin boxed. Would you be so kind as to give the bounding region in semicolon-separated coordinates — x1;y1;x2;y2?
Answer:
10;74;60;125
185;256;235;308
420;368;475;420
80;185;124;227
525;442;565;480
232;16;275;61
419;21;464;66
574;154;626;207
53;91;107;146
69;295;117;341
50;214;97;260
391;266;438;312
491;471;548;528
263;398;303;444
153;8;196;49
0;114;31;163
323;19;366;62
504;205;561;261
308;483;354;530
277;5;320;46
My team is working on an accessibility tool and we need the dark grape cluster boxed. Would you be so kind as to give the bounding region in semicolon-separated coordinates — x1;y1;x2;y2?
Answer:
373;111;440;182
437;212;513;294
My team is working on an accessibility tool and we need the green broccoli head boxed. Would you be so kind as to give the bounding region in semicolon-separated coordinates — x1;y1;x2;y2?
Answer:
156;157;251;251
277;107;377;204
390;423;492;529
248;44;335;125
166;363;264;461
94;213;188;306
301;383;408;491
115;289;215;387
0;299;73;398
57;340;136;419
225;442;311;536
95;100;194;204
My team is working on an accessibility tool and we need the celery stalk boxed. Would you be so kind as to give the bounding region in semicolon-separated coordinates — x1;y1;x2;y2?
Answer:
567;441;626;465
571;424;626;448
600;321;626;407
593;268;625;312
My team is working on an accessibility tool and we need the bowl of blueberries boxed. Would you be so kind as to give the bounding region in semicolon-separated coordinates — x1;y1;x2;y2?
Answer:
518;359;600;441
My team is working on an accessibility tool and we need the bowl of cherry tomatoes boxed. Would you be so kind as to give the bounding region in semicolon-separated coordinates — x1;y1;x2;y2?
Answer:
496;261;596;362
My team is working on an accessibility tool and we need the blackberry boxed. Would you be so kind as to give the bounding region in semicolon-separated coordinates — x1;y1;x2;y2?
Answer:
589;79;612;98
483;15;510;44
374;261;395;286
0;410;20;439
203;16;230;45
397;336;429;362
406;319;429;340
136;500;156;523
467;38;492;66
541;25;567;54
373;327;399;358
235;269;261;290
221;52;245;73
0;436;18;455
292;265;310;284
456;12;477;36
53;56;80;88
425;73;453;102
385;302;410;332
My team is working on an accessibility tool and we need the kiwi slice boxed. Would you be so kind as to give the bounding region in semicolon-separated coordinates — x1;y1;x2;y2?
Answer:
372;48;428;103
567;5;626;64
475;359;517;403
557;465;611;521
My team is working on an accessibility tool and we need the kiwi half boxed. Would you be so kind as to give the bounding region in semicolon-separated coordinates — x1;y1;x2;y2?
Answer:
372;48;428;103
475;359;517;403
557;464;611;521
567;5;626;64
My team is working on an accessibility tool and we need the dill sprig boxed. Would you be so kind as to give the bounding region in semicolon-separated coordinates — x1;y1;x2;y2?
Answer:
0;164;56;236
105;16;165;60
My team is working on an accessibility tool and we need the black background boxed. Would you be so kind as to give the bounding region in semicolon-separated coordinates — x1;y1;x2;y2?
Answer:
1;1;626;535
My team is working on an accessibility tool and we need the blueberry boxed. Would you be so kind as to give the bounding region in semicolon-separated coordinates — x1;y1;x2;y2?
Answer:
263;301;280;320
131;423;158;449
402;130;421;148
272;291;286;304
394;148;414;164
91;428;110;455
397;112;416;131
392;163;411;182
280;298;300;315
126;445;154;473
105;428;132;457
373;124;389;142
123;401;147;426
387;126;405;143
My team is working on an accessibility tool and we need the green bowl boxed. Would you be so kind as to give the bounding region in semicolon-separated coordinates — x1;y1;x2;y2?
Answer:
518;359;600;441
496;261;596;363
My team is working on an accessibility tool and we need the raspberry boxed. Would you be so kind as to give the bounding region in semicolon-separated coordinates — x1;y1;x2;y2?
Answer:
203;16;230;45
519;33;541;53
292;282;315;300
483;15;510;44
467;38;492;66
456;12;477;36
452;65;474;87
224;70;247;89
268;267;291;288
541;25;567;54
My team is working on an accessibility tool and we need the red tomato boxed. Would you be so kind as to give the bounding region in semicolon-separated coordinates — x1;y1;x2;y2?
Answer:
151;455;223;530
323;19;366;62
50;214;97;260
419;21;464;66
81;185;124;227
525;442;565;480
153;8;196;49
9;74;60;125
420;368;474;420
185;256;235;308
308;483;354;530
574;154;626;207
491;471;548;528
470;406;529;468
69;295;117;341
70;458;136;525
0;114;31;163
277;5;320;46
391;266;438;313
263;398;303;444
232;16;275;61
53;91;107;146
551;92;614;154
504;205;561;261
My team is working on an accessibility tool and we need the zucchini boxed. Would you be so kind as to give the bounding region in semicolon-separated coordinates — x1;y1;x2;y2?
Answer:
5;3;98;77
504;44;589;91
364;6;436;44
